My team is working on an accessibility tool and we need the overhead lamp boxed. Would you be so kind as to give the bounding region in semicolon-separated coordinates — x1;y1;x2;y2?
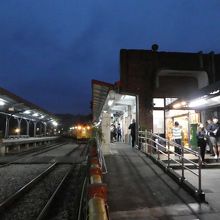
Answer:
52;120;58;126
15;128;20;134
0;99;6;106
108;100;114;106
24;110;31;114
210;89;220;95
40;115;45;119
33;113;39;117
173;103;181;109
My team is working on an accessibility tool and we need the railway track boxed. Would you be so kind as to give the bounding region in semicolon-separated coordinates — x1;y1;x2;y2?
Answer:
0;163;72;219
0;142;88;219
0;141;74;168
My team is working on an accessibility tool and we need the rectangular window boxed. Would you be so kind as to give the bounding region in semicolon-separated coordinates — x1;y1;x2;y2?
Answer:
153;110;164;134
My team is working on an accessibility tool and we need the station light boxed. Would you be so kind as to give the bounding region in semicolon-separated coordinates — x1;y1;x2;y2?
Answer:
15;128;20;134
24;110;31;114
108;100;114;106
77;126;82;130
52;121;58;127
87;126;91;130
0;98;6;106
173;103;181;109
210;89;220;95
33;113;39;117
40;115;45;119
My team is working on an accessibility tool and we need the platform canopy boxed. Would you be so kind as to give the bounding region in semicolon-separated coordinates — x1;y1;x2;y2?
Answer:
92;80;114;122
0;87;57;125
168;80;220;110
186;80;220;109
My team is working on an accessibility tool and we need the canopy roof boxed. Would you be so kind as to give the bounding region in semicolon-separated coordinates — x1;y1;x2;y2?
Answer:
92;80;113;122
0;87;57;123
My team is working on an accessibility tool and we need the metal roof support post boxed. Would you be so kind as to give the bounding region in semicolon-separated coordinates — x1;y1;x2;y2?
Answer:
16;118;21;137
4;116;10;139
33;121;37;137
26;120;30;137
44;122;47;136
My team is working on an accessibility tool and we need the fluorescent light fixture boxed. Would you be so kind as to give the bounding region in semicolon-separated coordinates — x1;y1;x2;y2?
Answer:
24;110;31;114
181;101;186;106
0;98;6;106
108;100;114;106
188;98;207;107
52;121;58;126
40;115;45;119
33;113;39;117
210;89;220;95
173;103;181;109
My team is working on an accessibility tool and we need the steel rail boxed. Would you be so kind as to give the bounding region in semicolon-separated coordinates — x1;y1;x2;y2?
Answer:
36;165;75;220
77;176;88;220
0;163;57;213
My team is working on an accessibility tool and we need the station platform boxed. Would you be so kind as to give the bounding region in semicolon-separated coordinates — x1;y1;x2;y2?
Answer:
104;142;220;220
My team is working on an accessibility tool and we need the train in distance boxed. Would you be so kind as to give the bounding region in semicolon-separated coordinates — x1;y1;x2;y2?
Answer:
69;124;92;142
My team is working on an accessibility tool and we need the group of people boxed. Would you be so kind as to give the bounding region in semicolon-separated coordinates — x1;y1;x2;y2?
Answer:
110;123;122;142
172;117;220;164
199;117;220;160
110;119;136;148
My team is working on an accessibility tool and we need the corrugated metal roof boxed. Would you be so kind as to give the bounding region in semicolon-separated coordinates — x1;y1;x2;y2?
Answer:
0;87;57;122
92;80;113;122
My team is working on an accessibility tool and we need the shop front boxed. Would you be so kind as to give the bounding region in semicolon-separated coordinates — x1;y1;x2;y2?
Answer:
153;98;200;148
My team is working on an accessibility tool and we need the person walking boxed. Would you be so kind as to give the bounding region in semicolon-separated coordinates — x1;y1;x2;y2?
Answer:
172;121;182;157
129;119;136;148
197;123;207;164
117;123;122;142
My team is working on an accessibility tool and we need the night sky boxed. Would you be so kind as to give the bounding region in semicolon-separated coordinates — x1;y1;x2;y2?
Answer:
1;1;220;114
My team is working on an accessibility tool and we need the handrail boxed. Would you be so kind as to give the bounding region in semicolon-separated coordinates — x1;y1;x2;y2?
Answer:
138;130;203;195
96;135;108;174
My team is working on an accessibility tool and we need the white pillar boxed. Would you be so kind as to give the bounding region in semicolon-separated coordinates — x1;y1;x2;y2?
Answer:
101;112;111;154
124;105;132;144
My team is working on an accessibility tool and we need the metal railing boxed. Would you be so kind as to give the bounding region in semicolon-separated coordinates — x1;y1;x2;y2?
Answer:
96;135;108;174
138;130;203;194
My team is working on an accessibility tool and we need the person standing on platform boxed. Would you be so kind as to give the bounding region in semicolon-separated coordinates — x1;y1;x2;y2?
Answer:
172;121;182;156
197;123;207;164
117;123;122;142
206;119;214;156
129;119;136;148
209;117;220;159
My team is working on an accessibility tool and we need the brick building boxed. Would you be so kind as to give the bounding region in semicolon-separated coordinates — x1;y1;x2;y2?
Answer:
120;49;220;130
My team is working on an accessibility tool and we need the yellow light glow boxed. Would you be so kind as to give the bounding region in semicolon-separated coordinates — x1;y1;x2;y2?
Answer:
173;103;181;109
78;126;82;130
15;128;20;133
87;126;90;130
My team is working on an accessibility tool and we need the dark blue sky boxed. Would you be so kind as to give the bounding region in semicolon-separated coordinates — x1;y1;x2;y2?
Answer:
1;1;220;114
